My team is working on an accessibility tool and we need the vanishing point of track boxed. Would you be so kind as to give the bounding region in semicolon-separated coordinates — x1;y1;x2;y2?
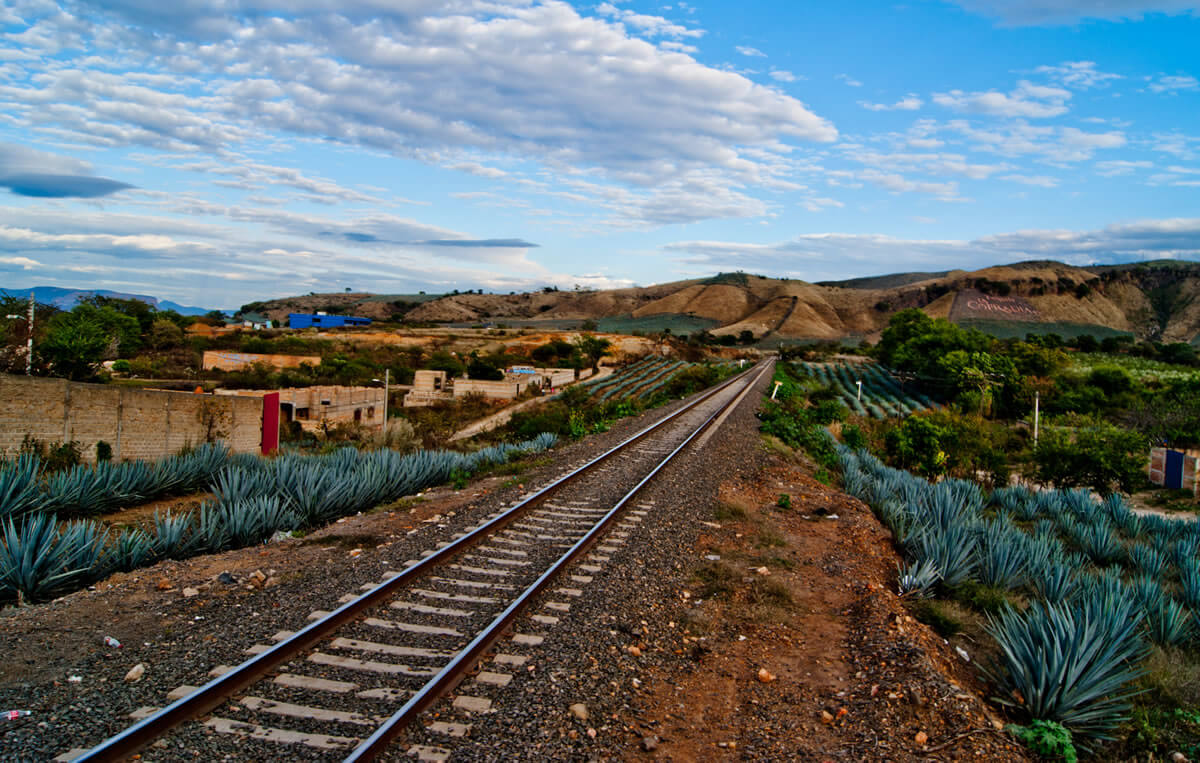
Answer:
73;360;772;762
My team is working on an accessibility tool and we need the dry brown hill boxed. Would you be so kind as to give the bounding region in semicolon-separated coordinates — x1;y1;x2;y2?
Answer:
242;261;1200;344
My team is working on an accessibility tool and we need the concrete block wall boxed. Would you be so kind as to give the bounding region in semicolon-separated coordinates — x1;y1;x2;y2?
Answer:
0;374;262;462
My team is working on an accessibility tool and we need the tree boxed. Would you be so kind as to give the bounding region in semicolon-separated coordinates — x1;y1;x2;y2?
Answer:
1032;420;1145;495
574;333;611;373
884;415;948;479
86;295;155;333
738;330;755;345
148;317;185;350
40;311;110;380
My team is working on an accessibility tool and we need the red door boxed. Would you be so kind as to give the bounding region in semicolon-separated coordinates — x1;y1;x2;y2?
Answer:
262;392;280;455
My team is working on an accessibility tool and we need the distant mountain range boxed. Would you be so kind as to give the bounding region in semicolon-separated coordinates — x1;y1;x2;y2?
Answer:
245;260;1200;345
0;287;221;316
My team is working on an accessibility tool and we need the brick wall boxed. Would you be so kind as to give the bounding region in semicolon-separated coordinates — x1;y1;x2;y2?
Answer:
0;374;262;462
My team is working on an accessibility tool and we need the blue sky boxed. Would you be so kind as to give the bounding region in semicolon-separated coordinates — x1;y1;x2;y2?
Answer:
0;0;1197;308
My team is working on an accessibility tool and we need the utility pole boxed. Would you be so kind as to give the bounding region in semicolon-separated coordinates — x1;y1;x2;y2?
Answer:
374;369;390;430
26;291;33;375
1033;390;1040;447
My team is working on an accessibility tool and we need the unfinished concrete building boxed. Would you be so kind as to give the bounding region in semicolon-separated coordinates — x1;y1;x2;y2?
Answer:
217;385;385;432
403;367;583;407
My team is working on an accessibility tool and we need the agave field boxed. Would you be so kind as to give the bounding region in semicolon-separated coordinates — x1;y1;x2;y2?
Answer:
839;443;1200;746
0;443;231;521
0;433;557;606
792;361;937;419
569;356;697;404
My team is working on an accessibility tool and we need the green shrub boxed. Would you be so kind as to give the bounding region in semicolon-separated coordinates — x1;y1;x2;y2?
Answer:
1008;720;1077;763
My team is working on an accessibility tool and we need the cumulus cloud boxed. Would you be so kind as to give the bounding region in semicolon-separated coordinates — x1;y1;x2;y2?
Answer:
769;69;797;83
949;0;1199;26
3;1;834;215
664;217;1200;281
595;3;703;38
933;81;1072;118
736;45;766;57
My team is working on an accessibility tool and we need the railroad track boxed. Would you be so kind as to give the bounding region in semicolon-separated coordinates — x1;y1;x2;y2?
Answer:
67;360;772;763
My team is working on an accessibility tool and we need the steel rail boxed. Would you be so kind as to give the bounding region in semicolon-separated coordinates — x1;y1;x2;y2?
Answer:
74;361;763;763
345;360;771;761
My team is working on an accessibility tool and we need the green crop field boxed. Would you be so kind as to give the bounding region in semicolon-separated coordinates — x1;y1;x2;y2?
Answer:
954;318;1134;341
792;361;937;419
1070;352;1200;382
595;313;720;335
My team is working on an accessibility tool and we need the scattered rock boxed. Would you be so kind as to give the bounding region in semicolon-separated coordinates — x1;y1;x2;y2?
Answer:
263;576;281;588
627;645;642;657
348;548;363;558
123;663;145;683
820;710;834;724
915;731;928;745
248;569;266;585
569;703;589;721
216;572;236;585
757;668;776;683
955;646;971;662
754;566;770;575
182;587;199;598
155;578;172;591
1170;753;1187;763
641;735;660;752
586;728;597;739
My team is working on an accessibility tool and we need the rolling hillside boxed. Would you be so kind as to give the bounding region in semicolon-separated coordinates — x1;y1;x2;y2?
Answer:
244;261;1200;344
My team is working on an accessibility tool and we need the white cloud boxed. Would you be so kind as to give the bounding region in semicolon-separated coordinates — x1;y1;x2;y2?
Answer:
736;45;766;57
836;74;863;87
1095;159;1153;176
595;3;704;38
943;120;1126;162
769;69;797;83
1147;74;1200;93
0;255;40;268
801;197;843;212
1;0;837;231
860;95;923;111
446;162;508;179
949;1;1200;26
933;81;1071;118
664;217;1200;281
1034;61;1123;89
1000;173;1060;187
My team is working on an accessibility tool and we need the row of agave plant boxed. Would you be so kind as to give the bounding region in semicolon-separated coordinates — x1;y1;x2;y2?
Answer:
0;433;557;606
839;444;1200;748
0;443;232;520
